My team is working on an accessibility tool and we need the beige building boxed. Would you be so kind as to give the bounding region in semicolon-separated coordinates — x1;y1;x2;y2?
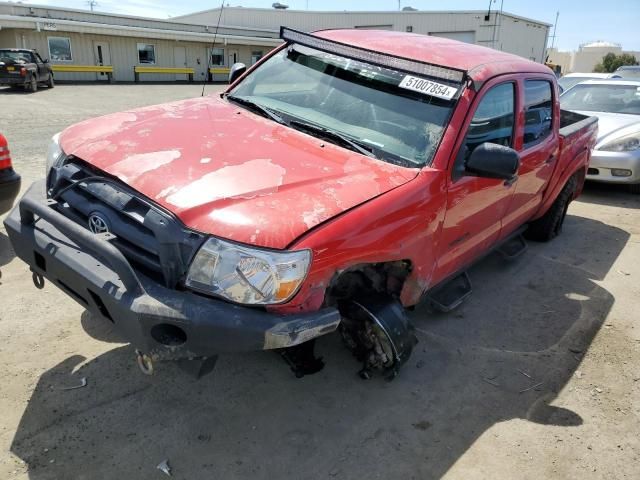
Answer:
547;42;640;74
0;2;551;83
0;2;281;82
176;7;551;63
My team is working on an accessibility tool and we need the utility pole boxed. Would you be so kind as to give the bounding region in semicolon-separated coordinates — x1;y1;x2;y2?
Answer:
550;11;560;49
398;0;401;11
86;0;98;12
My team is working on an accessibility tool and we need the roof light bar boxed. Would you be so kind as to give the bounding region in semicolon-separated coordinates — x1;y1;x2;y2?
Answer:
280;27;466;83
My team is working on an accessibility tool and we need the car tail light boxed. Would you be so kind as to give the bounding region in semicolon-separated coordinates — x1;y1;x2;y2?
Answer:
0;134;12;169
20;67;26;77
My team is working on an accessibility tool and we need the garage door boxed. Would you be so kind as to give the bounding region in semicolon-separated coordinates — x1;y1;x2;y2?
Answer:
429;31;476;44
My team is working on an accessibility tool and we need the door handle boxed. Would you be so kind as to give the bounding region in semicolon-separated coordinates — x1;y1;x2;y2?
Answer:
545;155;555;164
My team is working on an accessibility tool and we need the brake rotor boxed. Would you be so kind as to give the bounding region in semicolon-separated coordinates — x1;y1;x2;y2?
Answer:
339;295;417;379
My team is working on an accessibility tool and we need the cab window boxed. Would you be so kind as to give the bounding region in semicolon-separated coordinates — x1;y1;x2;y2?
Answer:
465;82;515;158
452;82;515;180
523;80;553;148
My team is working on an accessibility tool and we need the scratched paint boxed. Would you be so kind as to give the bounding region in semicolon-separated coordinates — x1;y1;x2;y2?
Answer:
166;159;285;209
110;150;181;182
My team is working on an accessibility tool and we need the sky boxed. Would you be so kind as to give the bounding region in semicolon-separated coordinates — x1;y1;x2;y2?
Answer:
17;0;640;51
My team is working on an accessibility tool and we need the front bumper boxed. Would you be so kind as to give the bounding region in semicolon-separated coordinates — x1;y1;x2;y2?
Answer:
3;181;341;361
586;149;640;184
0;168;21;215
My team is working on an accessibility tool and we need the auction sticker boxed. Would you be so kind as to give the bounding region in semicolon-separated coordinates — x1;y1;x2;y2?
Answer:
399;75;458;100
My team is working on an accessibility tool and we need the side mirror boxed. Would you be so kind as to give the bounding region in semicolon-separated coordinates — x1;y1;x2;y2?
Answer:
466;142;520;180
43;58;49;63
228;62;247;84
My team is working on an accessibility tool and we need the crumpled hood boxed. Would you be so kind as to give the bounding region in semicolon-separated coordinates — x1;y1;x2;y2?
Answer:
60;96;418;249
573;110;640;143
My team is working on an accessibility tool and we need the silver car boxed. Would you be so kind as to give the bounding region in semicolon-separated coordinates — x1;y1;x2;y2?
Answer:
561;79;640;193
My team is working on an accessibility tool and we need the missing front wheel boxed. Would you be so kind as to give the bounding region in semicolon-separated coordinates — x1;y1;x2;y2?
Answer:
339;295;417;380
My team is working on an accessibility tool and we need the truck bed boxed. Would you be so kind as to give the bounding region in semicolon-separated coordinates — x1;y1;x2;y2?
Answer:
559;109;598;137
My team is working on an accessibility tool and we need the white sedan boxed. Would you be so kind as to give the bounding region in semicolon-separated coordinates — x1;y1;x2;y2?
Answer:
561;79;640;193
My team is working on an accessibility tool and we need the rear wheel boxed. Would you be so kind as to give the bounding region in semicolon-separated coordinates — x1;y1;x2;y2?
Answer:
26;76;37;93
526;174;578;242
47;74;55;88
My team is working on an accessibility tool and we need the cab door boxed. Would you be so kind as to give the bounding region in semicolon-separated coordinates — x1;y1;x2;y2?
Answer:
33;52;48;81
433;78;520;283
500;77;558;236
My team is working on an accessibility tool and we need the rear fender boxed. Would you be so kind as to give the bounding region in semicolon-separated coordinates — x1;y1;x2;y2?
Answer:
533;146;589;220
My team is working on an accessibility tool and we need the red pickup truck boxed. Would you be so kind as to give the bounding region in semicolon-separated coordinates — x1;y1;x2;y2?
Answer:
4;29;597;379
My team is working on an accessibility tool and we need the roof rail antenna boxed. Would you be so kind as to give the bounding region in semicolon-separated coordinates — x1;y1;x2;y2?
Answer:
201;1;225;97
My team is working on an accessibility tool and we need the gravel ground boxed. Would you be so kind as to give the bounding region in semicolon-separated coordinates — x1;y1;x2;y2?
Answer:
0;84;639;480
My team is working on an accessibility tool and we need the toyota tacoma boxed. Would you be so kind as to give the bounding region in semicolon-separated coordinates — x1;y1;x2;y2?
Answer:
4;29;598;379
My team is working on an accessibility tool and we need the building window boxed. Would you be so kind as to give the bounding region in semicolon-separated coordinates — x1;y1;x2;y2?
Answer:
211;48;224;66
406;26;413;32
251;50;263;65
48;37;72;62
523;80;553;148
137;43;156;64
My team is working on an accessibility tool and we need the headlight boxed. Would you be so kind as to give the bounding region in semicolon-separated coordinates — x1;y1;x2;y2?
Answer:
45;132;66;176
186;237;311;305
598;132;640;152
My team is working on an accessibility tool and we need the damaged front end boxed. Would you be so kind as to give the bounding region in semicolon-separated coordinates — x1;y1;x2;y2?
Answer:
4;180;342;378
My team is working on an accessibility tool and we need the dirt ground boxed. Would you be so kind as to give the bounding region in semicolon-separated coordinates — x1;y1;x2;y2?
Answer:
0;84;638;480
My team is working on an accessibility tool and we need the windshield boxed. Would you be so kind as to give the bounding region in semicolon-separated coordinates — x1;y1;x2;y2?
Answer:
0;50;34;64
229;44;458;167
558;76;596;92
616;68;640;79
560;83;640;115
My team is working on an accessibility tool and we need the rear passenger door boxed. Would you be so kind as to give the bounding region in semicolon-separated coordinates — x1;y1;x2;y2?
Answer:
501;77;558;236
434;79;519;282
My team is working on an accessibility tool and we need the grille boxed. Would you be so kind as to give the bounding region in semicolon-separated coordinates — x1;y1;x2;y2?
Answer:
48;159;205;288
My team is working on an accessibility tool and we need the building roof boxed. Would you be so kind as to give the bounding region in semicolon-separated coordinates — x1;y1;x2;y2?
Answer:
0;1;281;46
316;29;552;81
580;41;621;49
174;6;552;27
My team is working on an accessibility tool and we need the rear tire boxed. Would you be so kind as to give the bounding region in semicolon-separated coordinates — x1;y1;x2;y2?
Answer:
47;74;55;88
26;76;37;93
526;174;578;242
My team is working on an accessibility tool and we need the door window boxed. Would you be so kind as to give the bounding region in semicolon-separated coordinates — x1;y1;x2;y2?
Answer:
523;80;553;148
452;82;515;179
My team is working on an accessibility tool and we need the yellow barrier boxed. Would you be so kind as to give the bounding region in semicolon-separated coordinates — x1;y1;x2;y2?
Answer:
209;67;230;74
52;64;114;73
133;66;195;82
134;66;195;74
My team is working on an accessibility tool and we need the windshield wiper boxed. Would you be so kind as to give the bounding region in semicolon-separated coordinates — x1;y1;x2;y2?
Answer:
288;120;378;159
226;95;287;125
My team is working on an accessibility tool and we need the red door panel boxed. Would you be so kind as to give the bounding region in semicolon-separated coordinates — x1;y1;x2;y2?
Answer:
433;78;520;285
502;77;559;236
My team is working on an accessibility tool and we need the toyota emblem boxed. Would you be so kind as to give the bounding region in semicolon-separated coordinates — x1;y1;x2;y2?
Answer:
88;213;110;234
